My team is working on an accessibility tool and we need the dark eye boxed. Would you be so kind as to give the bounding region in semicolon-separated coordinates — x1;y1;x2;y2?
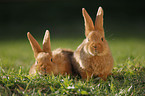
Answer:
51;58;53;62
101;37;103;41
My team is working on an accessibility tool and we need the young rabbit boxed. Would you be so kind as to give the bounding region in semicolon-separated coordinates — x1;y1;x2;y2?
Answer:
27;30;73;75
72;7;114;80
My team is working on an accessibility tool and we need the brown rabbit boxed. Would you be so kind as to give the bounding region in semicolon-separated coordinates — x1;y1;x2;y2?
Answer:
72;7;114;80
27;30;73;75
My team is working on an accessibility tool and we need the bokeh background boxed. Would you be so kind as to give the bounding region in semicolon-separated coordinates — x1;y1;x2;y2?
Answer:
0;0;145;40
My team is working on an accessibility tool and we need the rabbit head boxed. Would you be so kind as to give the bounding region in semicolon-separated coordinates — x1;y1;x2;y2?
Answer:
82;7;109;56
27;30;54;75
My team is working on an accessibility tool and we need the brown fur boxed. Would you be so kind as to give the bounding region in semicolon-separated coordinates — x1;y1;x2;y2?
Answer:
72;7;114;80
28;30;73;75
51;48;73;75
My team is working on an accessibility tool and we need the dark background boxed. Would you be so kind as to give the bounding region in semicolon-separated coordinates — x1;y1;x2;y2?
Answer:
0;0;145;41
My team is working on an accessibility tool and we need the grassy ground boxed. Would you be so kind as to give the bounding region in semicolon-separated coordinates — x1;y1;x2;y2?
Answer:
0;38;145;95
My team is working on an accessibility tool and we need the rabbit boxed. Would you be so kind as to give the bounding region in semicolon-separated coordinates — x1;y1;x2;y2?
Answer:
72;7;114;80
27;30;73;75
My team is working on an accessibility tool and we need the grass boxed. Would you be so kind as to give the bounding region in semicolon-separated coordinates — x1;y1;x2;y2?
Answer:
0;38;145;95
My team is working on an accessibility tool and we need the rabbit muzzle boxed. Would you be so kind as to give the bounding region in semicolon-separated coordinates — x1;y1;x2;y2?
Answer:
36;62;54;75
87;42;103;56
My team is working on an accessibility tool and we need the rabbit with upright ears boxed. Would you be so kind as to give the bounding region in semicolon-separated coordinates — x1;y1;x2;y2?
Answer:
72;7;114;80
27;30;73;75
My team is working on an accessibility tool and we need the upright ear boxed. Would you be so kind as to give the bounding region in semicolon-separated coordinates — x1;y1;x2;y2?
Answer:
27;32;42;58
82;8;95;37
95;7;104;34
42;30;52;56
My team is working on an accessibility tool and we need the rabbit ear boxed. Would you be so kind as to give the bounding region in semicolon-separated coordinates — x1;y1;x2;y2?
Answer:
82;8;95;37
27;32;42;58
95;7;104;33
42;30;52;56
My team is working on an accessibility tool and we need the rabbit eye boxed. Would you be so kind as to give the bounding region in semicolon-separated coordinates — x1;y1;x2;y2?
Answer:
51;58;53;62
101;37;103;41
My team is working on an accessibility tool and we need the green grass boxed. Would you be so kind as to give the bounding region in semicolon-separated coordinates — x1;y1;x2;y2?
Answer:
0;38;145;95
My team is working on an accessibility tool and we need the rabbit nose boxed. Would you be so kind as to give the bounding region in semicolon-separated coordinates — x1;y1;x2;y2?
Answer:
44;67;47;71
92;43;102;49
44;67;46;70
44;67;47;74
41;65;46;70
93;46;97;49
92;43;97;49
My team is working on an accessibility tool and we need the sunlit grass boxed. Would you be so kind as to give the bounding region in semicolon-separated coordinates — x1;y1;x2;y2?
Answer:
0;38;145;95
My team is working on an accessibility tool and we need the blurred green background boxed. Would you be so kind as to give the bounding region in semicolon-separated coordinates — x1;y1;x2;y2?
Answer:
0;0;145;73
0;0;145;40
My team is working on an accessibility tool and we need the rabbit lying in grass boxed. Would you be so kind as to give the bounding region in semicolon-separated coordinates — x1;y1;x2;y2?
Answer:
72;7;114;80
27;30;73;75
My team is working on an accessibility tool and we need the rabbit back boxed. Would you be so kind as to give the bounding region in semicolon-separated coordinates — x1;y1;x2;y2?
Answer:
52;48;73;75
